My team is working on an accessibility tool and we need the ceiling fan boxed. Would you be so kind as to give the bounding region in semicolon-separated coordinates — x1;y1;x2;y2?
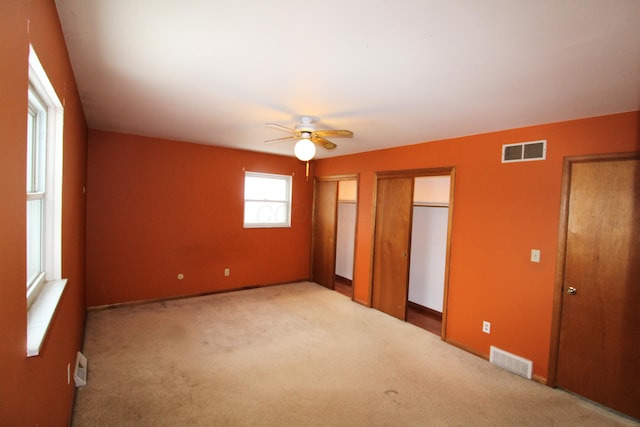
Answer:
265;116;353;161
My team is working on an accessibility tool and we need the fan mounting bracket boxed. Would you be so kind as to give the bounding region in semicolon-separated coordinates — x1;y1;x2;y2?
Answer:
295;116;316;133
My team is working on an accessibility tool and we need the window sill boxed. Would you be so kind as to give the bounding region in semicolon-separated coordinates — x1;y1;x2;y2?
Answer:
27;278;68;357
243;224;291;228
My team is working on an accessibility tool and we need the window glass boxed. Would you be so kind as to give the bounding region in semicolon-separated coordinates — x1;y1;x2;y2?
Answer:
26;198;44;287
244;176;288;201
27;94;46;193
244;172;292;228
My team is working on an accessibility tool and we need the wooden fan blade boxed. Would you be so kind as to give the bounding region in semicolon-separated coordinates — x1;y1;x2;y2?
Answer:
264;136;296;144
311;135;337;150
266;123;298;134
314;129;353;138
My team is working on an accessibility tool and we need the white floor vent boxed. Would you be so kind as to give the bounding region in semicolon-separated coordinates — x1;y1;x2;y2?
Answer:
74;351;88;387
490;346;533;379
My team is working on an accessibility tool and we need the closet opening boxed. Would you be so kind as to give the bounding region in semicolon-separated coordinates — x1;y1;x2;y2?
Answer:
406;175;451;335
334;179;357;298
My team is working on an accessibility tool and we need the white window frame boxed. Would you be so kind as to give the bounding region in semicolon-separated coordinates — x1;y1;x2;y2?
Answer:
243;171;292;228
26;45;67;357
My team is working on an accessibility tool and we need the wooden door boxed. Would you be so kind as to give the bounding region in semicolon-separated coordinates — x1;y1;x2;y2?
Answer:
556;157;640;418
311;179;338;289
372;176;414;320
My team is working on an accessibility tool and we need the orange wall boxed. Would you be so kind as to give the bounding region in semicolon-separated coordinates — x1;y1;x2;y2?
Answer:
314;111;639;381
0;0;88;425
1;5;636;423
86;130;313;306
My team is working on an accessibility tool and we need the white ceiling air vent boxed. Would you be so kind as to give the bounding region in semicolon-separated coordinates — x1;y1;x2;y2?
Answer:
502;140;546;163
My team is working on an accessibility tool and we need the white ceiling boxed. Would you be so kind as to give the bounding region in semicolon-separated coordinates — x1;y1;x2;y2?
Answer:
54;0;640;159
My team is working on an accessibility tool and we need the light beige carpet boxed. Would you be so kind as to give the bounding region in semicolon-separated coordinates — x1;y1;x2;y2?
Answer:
72;282;637;426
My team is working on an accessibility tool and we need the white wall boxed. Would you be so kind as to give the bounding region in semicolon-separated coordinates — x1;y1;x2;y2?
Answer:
338;180;357;201
408;175;450;312
335;180;357;280
414;175;450;204
335;202;356;279
408;206;448;311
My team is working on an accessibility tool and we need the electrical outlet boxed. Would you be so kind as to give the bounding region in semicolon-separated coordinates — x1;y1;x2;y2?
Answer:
531;249;541;263
482;321;491;334
224;268;230;277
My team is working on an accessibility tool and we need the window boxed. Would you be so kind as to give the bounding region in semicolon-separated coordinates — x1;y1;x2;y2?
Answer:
26;46;67;357
244;172;292;228
26;86;47;302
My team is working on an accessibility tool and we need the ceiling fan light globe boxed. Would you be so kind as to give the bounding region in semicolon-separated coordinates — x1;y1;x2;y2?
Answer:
294;138;316;161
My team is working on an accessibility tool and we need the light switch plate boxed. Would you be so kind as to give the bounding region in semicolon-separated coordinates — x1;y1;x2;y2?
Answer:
482;321;491;334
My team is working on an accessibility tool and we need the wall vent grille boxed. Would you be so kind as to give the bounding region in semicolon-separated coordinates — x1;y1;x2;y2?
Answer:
502;140;546;163
490;346;533;379
74;351;88;387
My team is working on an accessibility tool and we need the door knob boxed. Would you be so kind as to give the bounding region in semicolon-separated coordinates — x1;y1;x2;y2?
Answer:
567;286;577;295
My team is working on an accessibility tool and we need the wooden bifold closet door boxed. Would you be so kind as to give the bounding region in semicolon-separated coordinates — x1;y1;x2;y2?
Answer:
311;179;338;290
371;176;414;320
